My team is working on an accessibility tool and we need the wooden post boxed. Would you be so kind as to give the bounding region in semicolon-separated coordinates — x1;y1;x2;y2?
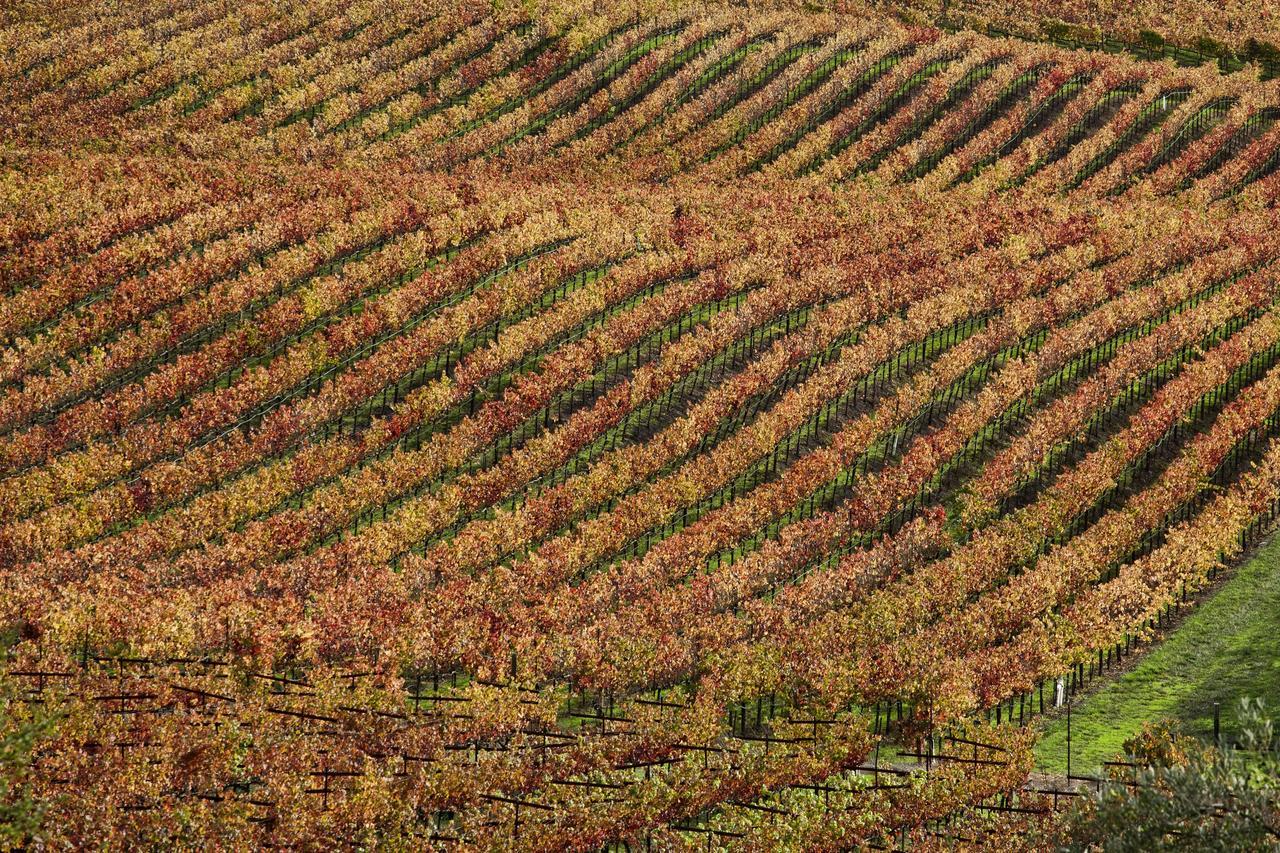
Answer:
1066;698;1072;781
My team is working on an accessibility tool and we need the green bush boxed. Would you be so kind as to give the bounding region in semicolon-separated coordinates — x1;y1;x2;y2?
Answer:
1245;39;1280;65
0;679;56;849
1059;699;1280;852
1194;36;1227;58
1138;29;1166;53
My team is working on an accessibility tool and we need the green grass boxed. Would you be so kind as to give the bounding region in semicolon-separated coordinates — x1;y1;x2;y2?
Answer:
1033;530;1280;775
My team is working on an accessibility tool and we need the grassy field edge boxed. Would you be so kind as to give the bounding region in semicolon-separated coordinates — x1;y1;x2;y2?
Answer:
1033;528;1280;774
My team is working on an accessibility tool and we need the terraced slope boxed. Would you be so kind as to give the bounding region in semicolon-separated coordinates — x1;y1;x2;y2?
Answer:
2;0;1280;848
6;3;1280;199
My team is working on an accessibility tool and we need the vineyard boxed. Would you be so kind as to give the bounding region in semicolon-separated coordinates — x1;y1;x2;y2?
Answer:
3;0;1280;848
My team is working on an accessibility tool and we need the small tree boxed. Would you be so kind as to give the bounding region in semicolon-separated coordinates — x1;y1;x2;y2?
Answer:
1060;699;1280;851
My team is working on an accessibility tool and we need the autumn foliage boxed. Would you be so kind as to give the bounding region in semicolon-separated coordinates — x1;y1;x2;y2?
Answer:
3;0;1280;847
